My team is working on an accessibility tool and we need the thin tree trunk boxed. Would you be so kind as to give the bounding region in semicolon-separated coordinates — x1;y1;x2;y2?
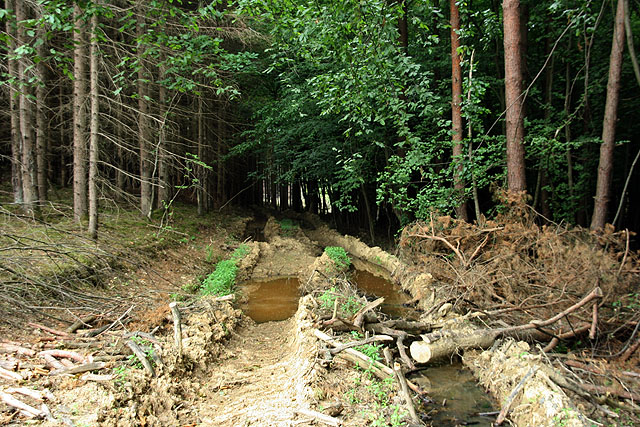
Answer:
16;0;38;214
73;4;88;222
88;13;99;240
564;38;575;214
157;65;170;208
6;0;23;204
35;27;48;203
197;97;205;216
591;0;625;230
137;2;152;218
451;0;468;221
502;0;527;192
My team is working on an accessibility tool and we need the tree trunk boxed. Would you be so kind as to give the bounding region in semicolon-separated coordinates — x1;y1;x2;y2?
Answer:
6;0;23;204
73;4;88;222
16;0;38;214
591;0;625;230
451;0;468;221
502;0;527;192
197;97;205;216
137;2;152;218
157;66;170;208
88;13;99;240
35;26;48;203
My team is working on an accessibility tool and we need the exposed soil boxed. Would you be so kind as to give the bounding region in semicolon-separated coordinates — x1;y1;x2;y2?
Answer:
1;207;639;427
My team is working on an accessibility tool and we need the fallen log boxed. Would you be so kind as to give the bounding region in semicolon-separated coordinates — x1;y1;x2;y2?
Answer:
126;340;155;377
0;391;44;418
410;288;602;364
51;362;105;376
0;366;23;381
0;343;35;357
28;322;69;337
5;387;54;402
328;335;393;355
39;350;86;364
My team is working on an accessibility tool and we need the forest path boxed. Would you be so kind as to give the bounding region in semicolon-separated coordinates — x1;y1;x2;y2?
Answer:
194;316;316;426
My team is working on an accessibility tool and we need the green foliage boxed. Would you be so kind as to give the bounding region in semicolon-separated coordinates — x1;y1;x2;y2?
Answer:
350;331;383;362
278;219;299;236
202;259;237;296
318;287;364;317
201;244;250;296
324;247;351;271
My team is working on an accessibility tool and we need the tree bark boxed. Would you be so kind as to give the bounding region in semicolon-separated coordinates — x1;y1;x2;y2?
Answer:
88;13;99;240
16;0;38;214
157;65;170;208
591;0;625;230
35;26;48;203
73;5;88;222
451;0;468;221
137;2;152;218
6;0;23;205
502;0;527;192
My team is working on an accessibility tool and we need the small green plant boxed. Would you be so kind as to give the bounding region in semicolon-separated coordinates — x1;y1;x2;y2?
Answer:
350;331;383;361
278;218;299;236
202;259;237;296
341;296;364;316
319;287;338;310
113;365;129;388
324;246;351;271
205;244;217;263
230;244;250;261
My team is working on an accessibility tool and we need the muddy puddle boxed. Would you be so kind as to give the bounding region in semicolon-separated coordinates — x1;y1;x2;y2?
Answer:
239;277;300;323
351;268;415;319
411;363;496;426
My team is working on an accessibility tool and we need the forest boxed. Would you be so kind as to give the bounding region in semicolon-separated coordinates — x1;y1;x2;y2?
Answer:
2;1;640;425
1;0;639;239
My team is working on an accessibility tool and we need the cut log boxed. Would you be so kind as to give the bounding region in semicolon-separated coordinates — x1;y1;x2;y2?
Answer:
0;366;23;381
410;329;500;364
0;391;44;418
410;288;602;364
0;343;35;357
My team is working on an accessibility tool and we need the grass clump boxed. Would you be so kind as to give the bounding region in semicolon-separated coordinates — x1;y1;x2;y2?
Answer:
201;243;250;296
318;286;365;317
278;218;299;236
324;246;351;271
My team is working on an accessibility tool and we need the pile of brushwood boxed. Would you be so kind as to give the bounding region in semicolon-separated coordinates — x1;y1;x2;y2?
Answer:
395;198;640;423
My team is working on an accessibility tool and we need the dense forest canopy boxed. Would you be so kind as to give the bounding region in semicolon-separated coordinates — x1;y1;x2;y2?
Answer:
1;0;639;239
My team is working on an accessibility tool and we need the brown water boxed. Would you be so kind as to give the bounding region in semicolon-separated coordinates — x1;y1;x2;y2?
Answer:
351;269;414;318
411;363;496;426
239;277;300;323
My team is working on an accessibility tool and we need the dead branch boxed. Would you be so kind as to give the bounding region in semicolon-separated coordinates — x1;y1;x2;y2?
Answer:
0;343;35;357
169;302;183;358
66;315;97;334
126;340;155;377
352;297;384;329
0;391;45;418
328;335;393;356
295;408;341;426
51;362;106;376
393;362;421;424
28;322;70;337
496;366;539;425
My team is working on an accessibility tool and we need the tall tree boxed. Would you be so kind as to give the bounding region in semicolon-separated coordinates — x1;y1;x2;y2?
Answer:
137;2;152;218
502;0;527;192
451;0;468;221
591;0;625;230
6;0;23;204
73;4;88;222
88;12;99;239
16;0;38;213
35;25;48;202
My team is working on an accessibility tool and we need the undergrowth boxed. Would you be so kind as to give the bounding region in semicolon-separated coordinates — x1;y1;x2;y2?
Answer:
324;246;351;271
201;243;250;296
